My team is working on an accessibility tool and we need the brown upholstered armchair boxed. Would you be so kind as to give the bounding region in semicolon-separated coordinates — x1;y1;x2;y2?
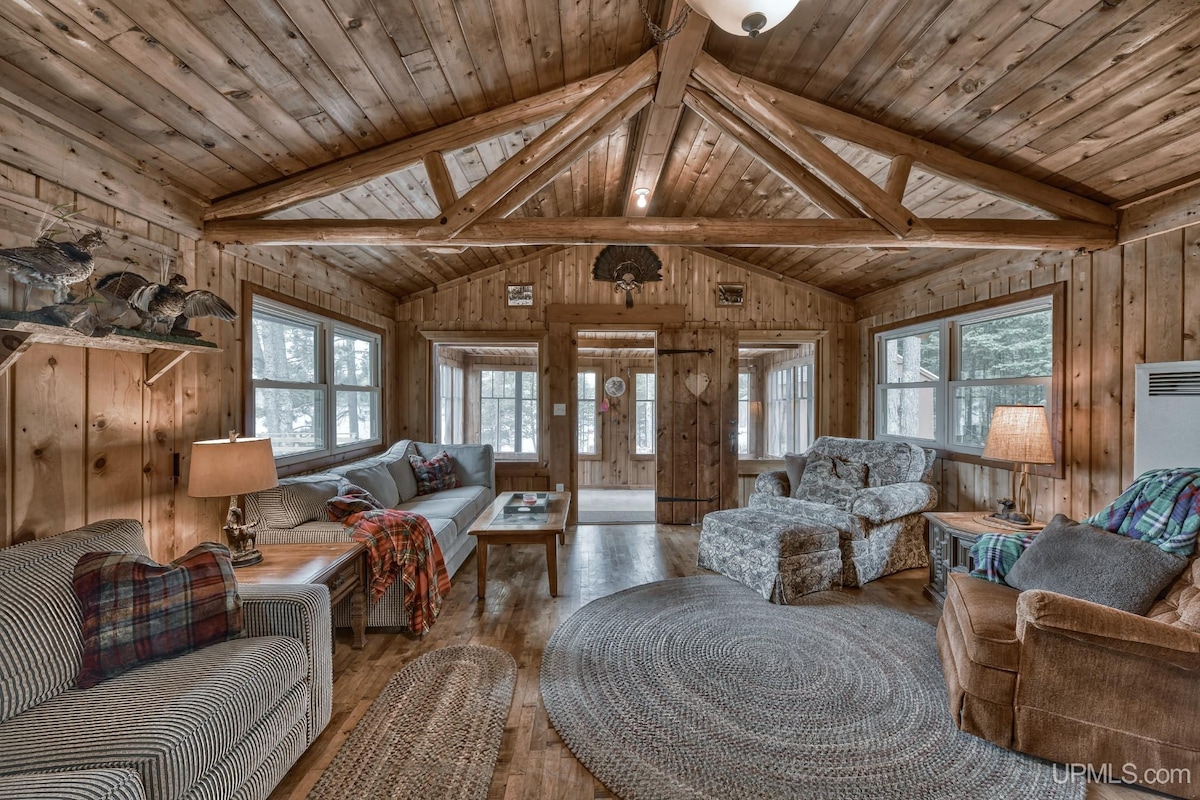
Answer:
937;557;1200;799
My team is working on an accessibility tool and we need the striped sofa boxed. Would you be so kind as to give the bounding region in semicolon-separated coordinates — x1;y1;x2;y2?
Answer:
0;519;333;800
250;440;495;630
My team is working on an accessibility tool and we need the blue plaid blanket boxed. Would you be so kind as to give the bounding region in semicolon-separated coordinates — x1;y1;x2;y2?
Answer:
969;532;1038;583
1085;468;1200;556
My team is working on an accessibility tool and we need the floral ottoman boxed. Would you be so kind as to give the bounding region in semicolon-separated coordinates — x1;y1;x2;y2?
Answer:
698;508;842;603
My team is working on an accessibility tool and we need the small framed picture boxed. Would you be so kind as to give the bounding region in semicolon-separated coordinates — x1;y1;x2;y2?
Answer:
717;283;745;306
507;284;534;307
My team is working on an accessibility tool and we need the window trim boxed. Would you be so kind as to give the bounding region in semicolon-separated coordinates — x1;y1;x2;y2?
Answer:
867;283;1065;479
242;285;387;475
631;369;657;458
576;368;601;459
477;367;540;458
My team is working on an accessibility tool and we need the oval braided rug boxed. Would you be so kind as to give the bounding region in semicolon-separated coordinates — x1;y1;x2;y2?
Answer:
540;576;1085;800
309;645;516;800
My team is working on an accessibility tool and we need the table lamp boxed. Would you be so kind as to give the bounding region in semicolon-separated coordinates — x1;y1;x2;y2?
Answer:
187;432;278;567
982;405;1054;525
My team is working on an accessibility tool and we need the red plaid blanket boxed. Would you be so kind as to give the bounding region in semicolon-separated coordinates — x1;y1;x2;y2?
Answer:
327;486;451;635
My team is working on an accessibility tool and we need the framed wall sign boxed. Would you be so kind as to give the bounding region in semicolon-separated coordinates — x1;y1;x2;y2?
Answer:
717;283;745;306
507;284;534;307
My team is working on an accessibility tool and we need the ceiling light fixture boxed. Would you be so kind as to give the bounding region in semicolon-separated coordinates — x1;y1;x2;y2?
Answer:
685;0;801;38
634;187;651;209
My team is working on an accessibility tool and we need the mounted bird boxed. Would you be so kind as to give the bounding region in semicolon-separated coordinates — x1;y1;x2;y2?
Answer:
0;229;105;310
591;245;663;308
96;271;237;336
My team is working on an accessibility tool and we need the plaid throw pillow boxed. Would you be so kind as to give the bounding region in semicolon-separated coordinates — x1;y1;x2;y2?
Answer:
72;542;243;689
409;451;460;495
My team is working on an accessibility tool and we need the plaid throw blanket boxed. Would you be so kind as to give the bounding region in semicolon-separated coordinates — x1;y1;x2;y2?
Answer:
1085;467;1200;556
970;532;1038;584
327;485;451;635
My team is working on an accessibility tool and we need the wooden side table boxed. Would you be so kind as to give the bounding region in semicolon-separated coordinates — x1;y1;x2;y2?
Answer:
235;542;368;650
923;512;1044;607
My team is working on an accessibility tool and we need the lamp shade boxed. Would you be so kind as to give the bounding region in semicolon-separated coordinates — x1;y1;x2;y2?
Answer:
687;0;802;37
187;437;279;498
982;405;1054;464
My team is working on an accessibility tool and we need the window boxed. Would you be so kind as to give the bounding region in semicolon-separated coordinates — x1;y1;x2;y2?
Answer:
577;371;598;455
737;372;751;455
437;364;464;445
250;296;381;463
479;370;538;455
634;372;656;455
766;363;813;456
875;297;1055;454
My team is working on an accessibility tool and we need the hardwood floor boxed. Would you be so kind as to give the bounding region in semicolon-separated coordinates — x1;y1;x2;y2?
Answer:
268;524;1157;800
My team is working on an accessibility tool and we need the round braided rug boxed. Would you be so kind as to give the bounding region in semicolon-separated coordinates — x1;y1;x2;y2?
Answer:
540;576;1085;800
309;645;516;800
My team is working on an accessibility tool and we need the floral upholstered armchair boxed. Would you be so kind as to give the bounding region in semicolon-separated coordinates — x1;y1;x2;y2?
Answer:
749;436;938;586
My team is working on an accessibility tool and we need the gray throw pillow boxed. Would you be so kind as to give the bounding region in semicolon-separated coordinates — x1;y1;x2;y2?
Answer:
343;462;401;509
793;451;868;510
1005;514;1189;615
784;452;807;499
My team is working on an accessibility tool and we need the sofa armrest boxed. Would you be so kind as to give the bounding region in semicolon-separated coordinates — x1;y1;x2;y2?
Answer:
0;770;146;800
1017;589;1200;670
849;482;938;524
754;470;789;497
240;584;334;743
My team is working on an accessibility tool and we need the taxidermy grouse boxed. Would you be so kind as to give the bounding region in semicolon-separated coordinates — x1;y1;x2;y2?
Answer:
96;272;237;335
0;230;105;309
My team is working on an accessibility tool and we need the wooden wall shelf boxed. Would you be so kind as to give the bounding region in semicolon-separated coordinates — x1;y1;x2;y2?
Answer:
0;319;219;386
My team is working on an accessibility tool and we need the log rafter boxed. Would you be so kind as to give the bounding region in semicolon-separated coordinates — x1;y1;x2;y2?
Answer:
207;217;1116;250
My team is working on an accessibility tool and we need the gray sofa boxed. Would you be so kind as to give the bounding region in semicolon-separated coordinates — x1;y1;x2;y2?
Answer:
749;436;938;586
248;440;495;629
0;519;332;800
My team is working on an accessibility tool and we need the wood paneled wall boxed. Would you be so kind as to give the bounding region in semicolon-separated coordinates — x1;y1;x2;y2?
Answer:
396;246;858;498
0;163;398;560
855;227;1200;522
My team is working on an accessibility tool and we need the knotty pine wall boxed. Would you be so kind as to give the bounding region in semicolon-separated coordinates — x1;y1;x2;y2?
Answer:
855;227;1200;522
0;162;399;560
396;246;858;498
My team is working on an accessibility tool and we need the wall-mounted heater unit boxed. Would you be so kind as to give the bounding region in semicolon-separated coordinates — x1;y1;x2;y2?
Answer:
1134;361;1200;476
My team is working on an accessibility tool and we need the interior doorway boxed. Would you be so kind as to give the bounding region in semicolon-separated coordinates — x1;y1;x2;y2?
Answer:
574;330;656;524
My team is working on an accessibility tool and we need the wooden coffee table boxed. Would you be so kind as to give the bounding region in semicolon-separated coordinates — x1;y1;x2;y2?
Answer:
468;492;571;599
235;542;368;650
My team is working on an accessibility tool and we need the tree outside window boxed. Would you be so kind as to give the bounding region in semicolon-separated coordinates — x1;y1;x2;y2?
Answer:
634;372;655;455
577;371;598;455
737;372;751;455
480;370;538;455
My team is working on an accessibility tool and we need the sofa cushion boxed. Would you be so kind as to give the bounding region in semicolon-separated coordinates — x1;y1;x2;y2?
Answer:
0;519;148;723
415;442;494;489
1005;514;1189;615
383;441;420;502
945;572;1021;673
396;485;491;534
784;452;807;498
794;451;868;510
341;462;400;509
73;542;243;688
409;451;461;495
0;635;307;800
1147;555;1200;632
247;475;341;529
810;436;932;486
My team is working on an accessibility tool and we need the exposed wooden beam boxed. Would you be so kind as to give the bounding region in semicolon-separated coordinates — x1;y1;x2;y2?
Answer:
203;69;620;221
681;89;862;220
207;217;1116;250
689;64;924;239
421;152;458;212
884;155;913;201
425;50;658;240
1118;181;1200;243
690;54;1116;227
624;3;710;216
485;88;655;220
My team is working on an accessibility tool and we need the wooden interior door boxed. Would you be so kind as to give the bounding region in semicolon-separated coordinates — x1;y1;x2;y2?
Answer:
655;325;738;524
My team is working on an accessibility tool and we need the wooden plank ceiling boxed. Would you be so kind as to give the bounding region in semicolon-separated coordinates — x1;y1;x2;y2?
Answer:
1;0;1196;299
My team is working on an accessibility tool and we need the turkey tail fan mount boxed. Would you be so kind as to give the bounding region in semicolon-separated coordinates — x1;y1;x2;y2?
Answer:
592;245;663;308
